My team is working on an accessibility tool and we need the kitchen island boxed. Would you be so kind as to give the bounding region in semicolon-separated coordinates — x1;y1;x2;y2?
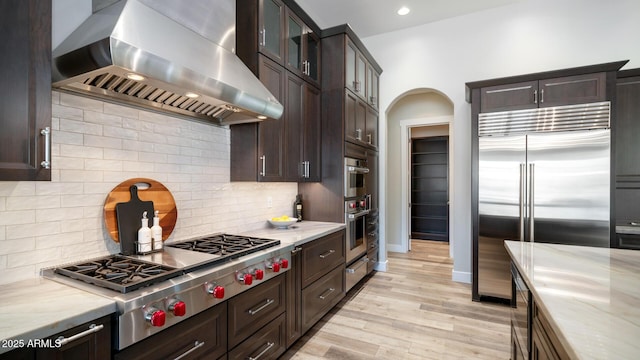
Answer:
505;240;640;359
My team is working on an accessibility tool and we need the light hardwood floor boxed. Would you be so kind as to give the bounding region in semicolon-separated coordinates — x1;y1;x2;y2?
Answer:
281;240;512;359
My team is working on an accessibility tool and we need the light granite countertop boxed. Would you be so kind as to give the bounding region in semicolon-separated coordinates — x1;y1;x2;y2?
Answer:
0;278;116;354
0;221;343;355
505;240;640;359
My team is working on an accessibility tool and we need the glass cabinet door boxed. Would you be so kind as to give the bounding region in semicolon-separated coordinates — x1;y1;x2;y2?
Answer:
259;0;284;63
305;30;320;85
356;53;366;98
345;39;357;93
367;66;379;108
286;12;303;73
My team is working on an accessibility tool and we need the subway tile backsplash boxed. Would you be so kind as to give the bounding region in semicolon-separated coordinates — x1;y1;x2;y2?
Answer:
0;92;298;285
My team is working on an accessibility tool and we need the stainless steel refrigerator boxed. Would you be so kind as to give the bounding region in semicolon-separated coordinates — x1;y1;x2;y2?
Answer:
476;102;611;301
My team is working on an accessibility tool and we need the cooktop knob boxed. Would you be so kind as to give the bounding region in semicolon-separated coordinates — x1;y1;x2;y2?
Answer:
145;307;166;327
168;300;186;317
280;259;289;269
254;269;264;280
270;262;281;272
205;283;225;299
238;273;253;285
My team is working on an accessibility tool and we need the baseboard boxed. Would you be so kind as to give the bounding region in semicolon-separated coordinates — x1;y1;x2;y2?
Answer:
452;270;471;284
373;259;388;272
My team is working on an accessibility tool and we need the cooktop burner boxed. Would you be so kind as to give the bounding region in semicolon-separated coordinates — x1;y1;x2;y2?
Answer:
166;234;280;257
54;255;182;294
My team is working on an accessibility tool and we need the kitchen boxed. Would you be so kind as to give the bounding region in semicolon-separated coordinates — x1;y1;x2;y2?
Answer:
1;0;640;359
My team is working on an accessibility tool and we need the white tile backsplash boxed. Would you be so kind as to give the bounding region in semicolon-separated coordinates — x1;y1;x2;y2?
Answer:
0;92;298;285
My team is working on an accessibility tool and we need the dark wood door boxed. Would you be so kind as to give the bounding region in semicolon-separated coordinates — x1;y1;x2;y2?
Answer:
285;71;304;181
538;72;606;108
344;90;367;145
367;65;379;109
302;83;321;181
285;246;302;347
284;8;304;77
36;316;111;360
304;29;321;87
365;106;378;149
480;80;538;113
411;137;449;241
258;56;286;181
258;0;285;65
0;0;51;181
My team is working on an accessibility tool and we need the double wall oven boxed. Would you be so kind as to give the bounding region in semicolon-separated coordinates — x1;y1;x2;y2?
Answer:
344;157;371;290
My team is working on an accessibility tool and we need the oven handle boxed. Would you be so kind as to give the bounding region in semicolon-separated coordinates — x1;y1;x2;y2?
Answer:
173;340;205;360
347;209;370;219
346;165;369;174
56;323;104;346
248;298;275;315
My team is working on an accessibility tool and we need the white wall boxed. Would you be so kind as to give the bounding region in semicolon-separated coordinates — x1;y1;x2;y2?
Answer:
0;92;297;285
364;0;640;282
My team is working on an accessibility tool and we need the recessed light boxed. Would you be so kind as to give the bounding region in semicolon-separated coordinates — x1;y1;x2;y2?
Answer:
257;115;267;120
185;92;200;98
126;73;145;81
397;6;410;16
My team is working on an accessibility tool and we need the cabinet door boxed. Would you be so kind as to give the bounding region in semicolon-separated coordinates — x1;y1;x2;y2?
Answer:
284;71;304;181
539;72;606;108
301;230;345;288
365;106;378;149
301;264;345;333
480;80;538;113
285;246;302;347
37;315;111;360
258;56;286;181
228;314;286;360
345;39;358;94
258;0;285;64
615;75;640;177
367;66;379;109
285;9;304;77
344;90;366;144
304;29;321;87
302;83;321;182
0;0;51;181
356;52;367;99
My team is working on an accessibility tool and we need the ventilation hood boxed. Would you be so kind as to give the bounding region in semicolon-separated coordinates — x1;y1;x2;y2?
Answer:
52;0;283;125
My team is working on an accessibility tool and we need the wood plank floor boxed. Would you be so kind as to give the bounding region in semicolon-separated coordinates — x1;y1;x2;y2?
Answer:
281;240;512;359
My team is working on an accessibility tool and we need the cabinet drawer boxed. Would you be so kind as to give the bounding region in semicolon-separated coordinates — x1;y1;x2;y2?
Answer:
532;300;569;360
228;274;286;349
301;264;345;332
114;304;226;360
228;313;286;360
37;315;111;360
301;230;345;288
345;256;368;291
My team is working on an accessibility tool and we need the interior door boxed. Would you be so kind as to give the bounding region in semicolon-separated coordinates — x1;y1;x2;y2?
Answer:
526;130;610;247
478;134;526;300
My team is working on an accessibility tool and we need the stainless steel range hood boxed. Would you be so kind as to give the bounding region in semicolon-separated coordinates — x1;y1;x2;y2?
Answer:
52;0;283;125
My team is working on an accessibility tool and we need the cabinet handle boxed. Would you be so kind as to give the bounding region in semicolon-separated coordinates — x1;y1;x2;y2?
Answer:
369;96;376;105
259;155;266;176
305;161;310;178
367;133;372;145
248;342;275;360
356;128;362;141
319;249;335;259
302;60;309;75
533;90;538;104
291;246;302;255
248;298;275;315
173;341;205;360
56;323;103;346
354;81;361;92
318;287;335;300
540;89;544;103
41;127;51;169
260;28;266;46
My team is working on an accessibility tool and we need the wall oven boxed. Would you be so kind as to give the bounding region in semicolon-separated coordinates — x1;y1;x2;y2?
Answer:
345;196;370;264
345;158;369;198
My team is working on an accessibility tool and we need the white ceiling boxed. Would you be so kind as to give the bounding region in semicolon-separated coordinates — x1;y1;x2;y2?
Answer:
295;0;523;38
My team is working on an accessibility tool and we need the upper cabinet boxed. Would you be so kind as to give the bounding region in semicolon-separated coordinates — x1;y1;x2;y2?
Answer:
0;0;51;181
479;73;607;113
285;9;321;87
258;0;286;65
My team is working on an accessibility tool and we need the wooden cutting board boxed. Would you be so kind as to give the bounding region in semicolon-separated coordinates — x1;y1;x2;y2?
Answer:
104;178;177;244
115;185;155;255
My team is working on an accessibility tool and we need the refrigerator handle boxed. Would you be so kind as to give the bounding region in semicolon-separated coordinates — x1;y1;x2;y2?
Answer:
529;163;535;242
519;163;525;241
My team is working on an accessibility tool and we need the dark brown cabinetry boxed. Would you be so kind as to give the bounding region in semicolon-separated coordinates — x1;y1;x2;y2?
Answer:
345;90;367;145
480;73;607;113
114;304;227;360
300;230;345;287
234;1;321;183
531;300;569;360
0;0;51;181
0;316;112;360
301;264;344;333
228;274;286;359
345;38;367;100
614;69;640;240
285;246;302;347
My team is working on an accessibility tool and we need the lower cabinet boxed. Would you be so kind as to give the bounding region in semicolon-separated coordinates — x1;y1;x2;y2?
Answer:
114;304;227;360
228;314;286;360
301;263;345;333
285;246;303;348
531;300;569;360
0;315;111;360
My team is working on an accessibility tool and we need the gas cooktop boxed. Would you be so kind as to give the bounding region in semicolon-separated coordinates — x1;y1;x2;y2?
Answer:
51;233;280;294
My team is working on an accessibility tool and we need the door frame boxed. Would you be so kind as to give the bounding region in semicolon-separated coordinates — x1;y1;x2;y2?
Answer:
399;115;453;255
